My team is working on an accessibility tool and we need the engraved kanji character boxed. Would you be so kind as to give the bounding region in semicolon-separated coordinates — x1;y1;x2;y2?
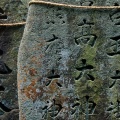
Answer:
107;36;120;56
109;70;120;88
75;59;94;81
107;100;120;118
75;19;97;47
71;96;96;119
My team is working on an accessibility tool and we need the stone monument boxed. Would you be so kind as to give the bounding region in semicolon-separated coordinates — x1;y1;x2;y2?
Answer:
0;0;27;119
18;0;120;120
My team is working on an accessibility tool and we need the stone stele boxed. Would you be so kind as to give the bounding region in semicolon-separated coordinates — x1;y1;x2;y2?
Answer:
0;0;27;119
18;0;120;120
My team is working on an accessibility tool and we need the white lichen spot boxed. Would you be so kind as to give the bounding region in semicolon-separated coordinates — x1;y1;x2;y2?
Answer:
60;49;70;70
36;88;40;93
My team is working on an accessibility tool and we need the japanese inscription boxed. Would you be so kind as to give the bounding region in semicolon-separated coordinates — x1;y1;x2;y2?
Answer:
18;2;120;120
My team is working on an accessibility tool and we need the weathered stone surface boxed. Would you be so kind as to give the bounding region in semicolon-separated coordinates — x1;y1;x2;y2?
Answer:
18;0;120;120
0;0;27;24
21;0;31;7
0;26;24;116
0;109;19;120
0;0;27;118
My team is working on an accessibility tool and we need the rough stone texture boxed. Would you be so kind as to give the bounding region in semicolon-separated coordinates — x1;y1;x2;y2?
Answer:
0;109;19;120
0;26;24;117
0;0;27;24
21;0;31;7
18;0;120;120
0;0;27;119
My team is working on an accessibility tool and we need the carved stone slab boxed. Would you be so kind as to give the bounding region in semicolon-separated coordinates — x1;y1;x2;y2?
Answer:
0;0;27;118
18;1;120;120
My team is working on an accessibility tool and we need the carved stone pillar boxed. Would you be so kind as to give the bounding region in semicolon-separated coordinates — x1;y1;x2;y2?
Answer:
18;0;120;119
